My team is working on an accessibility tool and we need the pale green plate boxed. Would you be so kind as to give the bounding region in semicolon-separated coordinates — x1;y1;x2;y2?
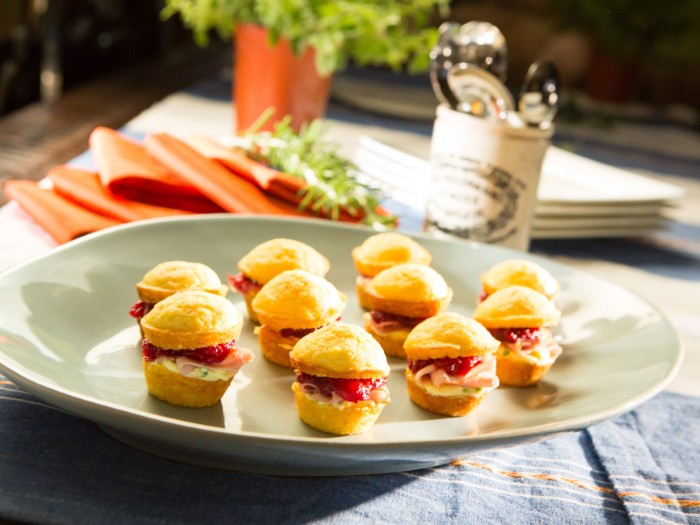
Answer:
0;215;683;475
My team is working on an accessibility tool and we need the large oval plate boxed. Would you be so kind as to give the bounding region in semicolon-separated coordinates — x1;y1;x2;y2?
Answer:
0;216;682;475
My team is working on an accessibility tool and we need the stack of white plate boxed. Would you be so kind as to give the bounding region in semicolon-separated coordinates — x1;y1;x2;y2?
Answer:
354;136;684;239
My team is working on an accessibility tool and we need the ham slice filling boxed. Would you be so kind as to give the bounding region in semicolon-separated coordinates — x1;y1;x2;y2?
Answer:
129;300;154;320
367;310;426;333
143;340;254;378
157;348;254;377
297;372;390;405
412;354;499;390
228;272;262;295
491;328;563;363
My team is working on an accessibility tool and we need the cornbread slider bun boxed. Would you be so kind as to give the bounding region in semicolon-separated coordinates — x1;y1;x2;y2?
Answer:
228;238;330;323
404;312;500;417
479;258;559;302
363;263;452;358
289;323;391;435
352;232;432;309
140;290;253;407
472;285;562;387
251;269;347;368
129;260;228;336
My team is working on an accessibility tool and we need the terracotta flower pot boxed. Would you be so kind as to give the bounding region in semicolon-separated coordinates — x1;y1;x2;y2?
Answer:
233;24;333;133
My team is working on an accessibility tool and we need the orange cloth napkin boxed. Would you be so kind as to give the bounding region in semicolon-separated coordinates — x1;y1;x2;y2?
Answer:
3;126;391;246
89;127;223;213
4;180;122;244
48;165;191;222
185;135;306;204
143;132;300;216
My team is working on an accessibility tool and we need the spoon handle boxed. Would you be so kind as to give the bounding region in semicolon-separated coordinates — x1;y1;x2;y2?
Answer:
519;60;560;127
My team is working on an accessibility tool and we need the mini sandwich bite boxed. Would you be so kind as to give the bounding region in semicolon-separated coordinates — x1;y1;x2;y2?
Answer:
289;323;391;435
472;285;562;387
363;263;452;358
404;312;500;417
352;232;432;309
140;290;253;407
251;269;346;368
129;260;228;336
228;238;330;323
479;258;558;302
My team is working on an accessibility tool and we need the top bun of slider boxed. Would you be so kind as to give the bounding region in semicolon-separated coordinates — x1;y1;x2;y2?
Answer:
251;269;346;331
366;263;452;318
290;323;390;379
472;285;560;328
238;238;330;285
141;290;243;350
352;232;431;278
480;259;558;300
404;312;500;361
136;261;227;304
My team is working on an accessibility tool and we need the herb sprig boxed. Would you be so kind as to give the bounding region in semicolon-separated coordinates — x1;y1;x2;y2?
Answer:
241;115;395;228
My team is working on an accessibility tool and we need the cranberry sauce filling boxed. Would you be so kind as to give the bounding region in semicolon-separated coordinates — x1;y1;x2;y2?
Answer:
279;317;342;339
296;372;387;403
408;355;483;376
129;300;154;319
370;310;426;328
489;327;542;344
228;272;260;294
142;339;235;364
280;326;318;339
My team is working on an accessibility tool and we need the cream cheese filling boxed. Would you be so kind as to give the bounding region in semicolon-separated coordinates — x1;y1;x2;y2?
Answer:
156;357;234;382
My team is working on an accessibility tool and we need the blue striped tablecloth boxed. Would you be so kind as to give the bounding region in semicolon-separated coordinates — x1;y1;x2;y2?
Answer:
1;373;698;524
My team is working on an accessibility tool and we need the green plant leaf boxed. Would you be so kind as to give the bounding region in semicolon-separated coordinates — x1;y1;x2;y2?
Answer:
162;0;450;74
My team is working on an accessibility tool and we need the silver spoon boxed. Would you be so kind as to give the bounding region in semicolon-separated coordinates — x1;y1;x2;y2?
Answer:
430;21;509;109
447;62;514;119
451;21;508;82
429;21;461;107
519;60;560;127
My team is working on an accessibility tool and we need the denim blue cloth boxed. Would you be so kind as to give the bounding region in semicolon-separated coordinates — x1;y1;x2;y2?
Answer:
1;374;698;525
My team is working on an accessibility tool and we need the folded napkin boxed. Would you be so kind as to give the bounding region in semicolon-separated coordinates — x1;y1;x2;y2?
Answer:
185;135;306;204
48;166;191;222
89;127;223;213
143;132;299;216
3;180;122;244
3;127;388;246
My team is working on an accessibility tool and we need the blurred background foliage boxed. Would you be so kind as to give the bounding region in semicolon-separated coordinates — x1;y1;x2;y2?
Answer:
1;0;700;117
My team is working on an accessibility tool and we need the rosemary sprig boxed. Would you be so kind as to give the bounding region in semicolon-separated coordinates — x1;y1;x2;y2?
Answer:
240;116;396;228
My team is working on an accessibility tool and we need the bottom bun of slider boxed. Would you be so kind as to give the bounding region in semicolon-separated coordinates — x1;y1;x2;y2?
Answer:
493;349;554;387
363;313;413;358
404;370;486;417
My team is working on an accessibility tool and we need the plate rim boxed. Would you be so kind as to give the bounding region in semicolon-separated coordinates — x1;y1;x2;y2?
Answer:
0;215;685;451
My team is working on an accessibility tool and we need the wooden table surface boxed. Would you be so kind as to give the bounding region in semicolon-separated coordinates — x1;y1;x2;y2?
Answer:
0;43;231;207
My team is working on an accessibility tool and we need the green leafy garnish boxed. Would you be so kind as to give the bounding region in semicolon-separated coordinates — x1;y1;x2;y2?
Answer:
240;114;395;228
